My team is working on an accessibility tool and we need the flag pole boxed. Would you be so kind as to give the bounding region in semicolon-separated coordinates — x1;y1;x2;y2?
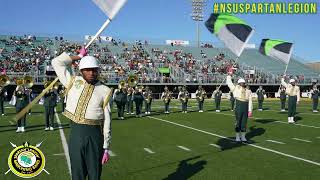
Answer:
283;60;290;76
85;18;111;49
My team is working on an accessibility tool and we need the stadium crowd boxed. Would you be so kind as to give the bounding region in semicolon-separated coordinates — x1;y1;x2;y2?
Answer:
0;35;314;84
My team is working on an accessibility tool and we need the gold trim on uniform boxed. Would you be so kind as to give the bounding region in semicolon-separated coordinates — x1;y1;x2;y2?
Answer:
62;110;103;126
103;88;113;109
62;82;102;125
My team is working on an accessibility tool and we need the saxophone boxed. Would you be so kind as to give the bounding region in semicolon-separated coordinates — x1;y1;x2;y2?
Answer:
164;91;170;103
146;91;152;103
200;90;205;101
181;91;188;103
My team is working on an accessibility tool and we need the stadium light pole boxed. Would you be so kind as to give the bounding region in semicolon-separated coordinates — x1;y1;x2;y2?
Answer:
191;0;206;48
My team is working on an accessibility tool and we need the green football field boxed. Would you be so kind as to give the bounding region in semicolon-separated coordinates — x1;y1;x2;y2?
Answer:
0;99;319;180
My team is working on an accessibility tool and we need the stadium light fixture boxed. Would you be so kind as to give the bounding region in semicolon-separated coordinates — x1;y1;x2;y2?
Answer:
191;0;206;48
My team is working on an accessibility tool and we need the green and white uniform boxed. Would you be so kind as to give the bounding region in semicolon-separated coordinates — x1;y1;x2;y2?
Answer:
52;52;112;180
281;78;300;123
227;75;253;133
256;88;265;110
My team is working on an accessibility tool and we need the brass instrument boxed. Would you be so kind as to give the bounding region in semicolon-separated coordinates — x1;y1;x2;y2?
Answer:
180;91;189;103
0;75;10;87
44;80;59;91
15;78;25;95
118;80;126;89
127;75;138;88
197;90;206;101
145;90;152;103
23;76;34;89
163;91;171;104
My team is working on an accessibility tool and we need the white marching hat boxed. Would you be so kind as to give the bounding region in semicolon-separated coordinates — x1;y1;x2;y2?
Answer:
79;56;99;70
289;79;296;83
237;78;245;84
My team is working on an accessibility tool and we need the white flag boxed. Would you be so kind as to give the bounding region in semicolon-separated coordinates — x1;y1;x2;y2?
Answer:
92;0;127;20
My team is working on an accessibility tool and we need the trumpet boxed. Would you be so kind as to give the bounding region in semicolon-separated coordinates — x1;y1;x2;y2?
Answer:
0;75;10;87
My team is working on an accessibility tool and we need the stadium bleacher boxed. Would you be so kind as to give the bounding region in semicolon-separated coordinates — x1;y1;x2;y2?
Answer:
0;35;319;85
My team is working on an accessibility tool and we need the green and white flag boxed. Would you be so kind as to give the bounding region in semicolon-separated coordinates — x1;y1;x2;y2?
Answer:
259;39;293;64
205;13;254;57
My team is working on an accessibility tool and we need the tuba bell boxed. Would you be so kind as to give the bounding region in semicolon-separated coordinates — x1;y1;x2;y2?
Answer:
0;75;10;87
127;75;138;87
118;80;126;89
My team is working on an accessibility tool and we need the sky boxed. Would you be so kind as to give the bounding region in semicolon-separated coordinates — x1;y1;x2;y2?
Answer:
0;0;319;62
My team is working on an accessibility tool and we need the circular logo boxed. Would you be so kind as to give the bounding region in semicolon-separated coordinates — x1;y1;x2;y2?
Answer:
8;142;46;178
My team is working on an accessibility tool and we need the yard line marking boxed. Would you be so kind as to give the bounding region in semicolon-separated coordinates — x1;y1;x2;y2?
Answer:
292;138;312;143
275;121;320;129
54;111;71;176
53;153;65;156
108;150;117;157
144;148;155;154
266;140;285;144
316;137;320;139
148;116;320;166
177;146;191;151
267;109;320;116
8;120;14;125
208;111;320;129
209;143;221;149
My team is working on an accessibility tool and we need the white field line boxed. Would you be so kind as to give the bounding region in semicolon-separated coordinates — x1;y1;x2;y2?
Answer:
208;111;320;129
177;146;191;151
266;140;285;145
54;111;71;176
148;116;320;166
209;143;221;149
292;138;312;143
144;148;155;154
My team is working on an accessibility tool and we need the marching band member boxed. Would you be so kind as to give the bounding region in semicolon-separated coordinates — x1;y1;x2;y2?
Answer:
14;83;29;133
281;77;300;123
43;82;58;131
256;86;266;111
161;86;171;114
212;87;222;112
126;86;134;115
52;48;112;179
133;86;144;118
25;87;33;115
178;86;189;113
143;86;152;115
227;72;253;142
278;85;286;112
196;85;206;112
0;86;7;116
310;82;319;113
113;81;127;120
